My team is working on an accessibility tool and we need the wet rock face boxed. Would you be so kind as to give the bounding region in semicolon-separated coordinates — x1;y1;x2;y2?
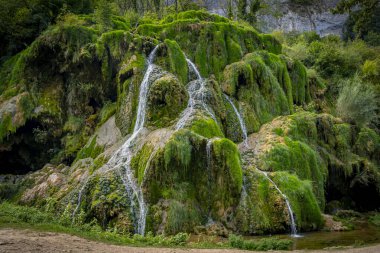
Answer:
257;0;348;36
208;0;347;36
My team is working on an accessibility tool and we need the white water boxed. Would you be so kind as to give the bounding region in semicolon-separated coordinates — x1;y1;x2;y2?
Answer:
206;139;213;198
223;94;249;147
72;178;89;221
175;59;217;130
104;45;160;235
257;169;299;237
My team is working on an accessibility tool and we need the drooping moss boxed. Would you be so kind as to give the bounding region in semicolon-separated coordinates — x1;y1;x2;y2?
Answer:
213;138;243;192
272;171;324;231
286;59;310;105
260;34;282;55
164;39;188;85
98;102;117;126
164;130;193;170
190;117;224;139
355;127;380;163
0;114;16;143
262;137;327;209
146;74;188;128
131;144;154;184
75;136;104;162
235;169;288;234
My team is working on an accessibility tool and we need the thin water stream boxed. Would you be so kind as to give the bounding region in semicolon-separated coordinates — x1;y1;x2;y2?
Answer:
223;94;248;147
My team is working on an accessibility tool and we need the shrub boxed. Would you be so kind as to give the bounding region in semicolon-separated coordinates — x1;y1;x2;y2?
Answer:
336;75;379;127
228;234;293;251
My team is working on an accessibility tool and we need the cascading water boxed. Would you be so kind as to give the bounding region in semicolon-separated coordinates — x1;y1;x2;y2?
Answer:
103;45;160;235
176;59;217;130
206;139;213;202
257;169;300;237
72;178;89;221
223;94;249;147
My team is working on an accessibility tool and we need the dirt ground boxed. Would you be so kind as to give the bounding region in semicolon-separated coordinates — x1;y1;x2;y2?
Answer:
1;228;380;253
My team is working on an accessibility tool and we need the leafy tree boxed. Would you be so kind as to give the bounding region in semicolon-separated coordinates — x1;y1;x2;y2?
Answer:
336;74;379;127
332;0;379;38
94;0;113;32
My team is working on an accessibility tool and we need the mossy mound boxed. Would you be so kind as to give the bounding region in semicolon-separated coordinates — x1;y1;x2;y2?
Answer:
146;74;188;128
245;111;380;216
2;9;377;238
235;169;323;234
141;130;242;234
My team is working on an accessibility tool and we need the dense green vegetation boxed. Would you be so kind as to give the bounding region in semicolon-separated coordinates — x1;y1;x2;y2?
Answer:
0;0;379;247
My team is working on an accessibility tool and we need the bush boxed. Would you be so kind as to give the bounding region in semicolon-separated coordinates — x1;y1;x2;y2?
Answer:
228;234;293;251
336;75;379;127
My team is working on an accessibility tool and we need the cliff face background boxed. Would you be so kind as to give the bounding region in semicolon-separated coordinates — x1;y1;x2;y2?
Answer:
206;0;347;35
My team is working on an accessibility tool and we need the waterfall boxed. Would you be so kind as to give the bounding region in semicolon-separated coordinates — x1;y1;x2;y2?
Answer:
224;94;249;147
104;45;160;235
206;139;213;200
256;169;300;237
176;59;217;130
72;178;89;221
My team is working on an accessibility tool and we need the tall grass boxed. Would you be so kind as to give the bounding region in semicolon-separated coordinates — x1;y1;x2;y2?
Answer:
336;75;378;127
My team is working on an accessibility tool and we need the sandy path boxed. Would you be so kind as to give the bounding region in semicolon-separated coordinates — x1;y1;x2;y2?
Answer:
0;228;380;253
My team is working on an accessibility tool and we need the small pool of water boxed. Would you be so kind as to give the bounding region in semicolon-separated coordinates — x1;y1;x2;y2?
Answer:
190;223;380;250
248;222;380;250
280;224;380;250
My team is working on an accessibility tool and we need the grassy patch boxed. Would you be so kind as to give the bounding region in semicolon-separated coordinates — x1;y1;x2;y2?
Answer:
229;234;293;251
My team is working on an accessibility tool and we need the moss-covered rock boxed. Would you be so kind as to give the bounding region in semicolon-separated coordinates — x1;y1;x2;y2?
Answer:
146;74;188;128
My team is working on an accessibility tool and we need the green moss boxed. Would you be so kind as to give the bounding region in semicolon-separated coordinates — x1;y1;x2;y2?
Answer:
146;74;188;128
190;117;224;139
263;137;327;209
164;131;193;170
272;171;324;230
0;113;16;143
98;102;116;126
260;34;282;55
355;127;380;163
222;61;253;97
165;199;202;234
235;169;288;234
288;59;310;105
164;39;188;85
213;138;242;191
131;144;154;184
75;136;104;161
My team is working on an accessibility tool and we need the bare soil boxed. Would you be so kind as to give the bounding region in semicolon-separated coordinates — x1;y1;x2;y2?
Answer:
0;228;380;253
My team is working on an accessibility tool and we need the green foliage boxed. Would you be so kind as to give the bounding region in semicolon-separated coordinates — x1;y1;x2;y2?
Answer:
164;39;188;84
75;136;104;161
272;172;324;230
164;130;193;169
332;0;379;38
95;0;114;32
336;75;379;127
166;200;201;234
263;137;326;209
0;201;191;246
369;213;380;226
213;138;243;191
98;102;117;126
147;74;188;128
190;117;224;139
228;234;293;251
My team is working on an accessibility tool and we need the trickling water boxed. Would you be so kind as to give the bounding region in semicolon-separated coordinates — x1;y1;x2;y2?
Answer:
257;169;299;237
206;139;213;199
176;59;217;130
104;45;160;235
186;59;202;81
223;94;249;147
133;46;159;133
72;178;89;221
